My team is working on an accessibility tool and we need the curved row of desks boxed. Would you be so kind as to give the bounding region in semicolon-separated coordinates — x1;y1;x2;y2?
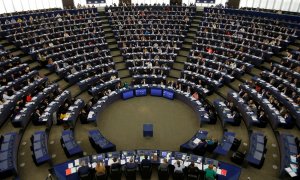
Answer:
51;149;241;180
87;84;211;126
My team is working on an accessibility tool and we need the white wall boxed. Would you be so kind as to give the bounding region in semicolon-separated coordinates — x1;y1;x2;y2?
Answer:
0;0;63;14
131;0;170;5
239;0;300;12
182;0;228;7
74;0;119;7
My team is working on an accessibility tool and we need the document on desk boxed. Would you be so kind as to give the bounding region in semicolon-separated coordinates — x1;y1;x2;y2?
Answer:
285;167;297;177
184;161;191;167
74;159;80;166
290;155;297;163
68;163;74;169
195;163;202;170
108;159;114;166
193;138;201;144
88;112;94;119
91;162;96;168
71;167;77;173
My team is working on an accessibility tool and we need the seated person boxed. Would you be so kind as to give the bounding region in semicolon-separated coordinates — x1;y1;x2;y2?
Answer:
32;109;41;125
78;161;91;178
141;155;151;167
110;157;121;170
158;158;169;172
194;139;207;156
26;93;32;102
187;162;199;178
204;164;216;180
173;160;185;173
95;161;106;176
125;158;137;170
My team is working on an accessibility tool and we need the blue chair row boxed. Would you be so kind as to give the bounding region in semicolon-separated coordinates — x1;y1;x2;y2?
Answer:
11;84;58;127
246;132;267;169
88;78;121;96
61;130;83;158
252;76;300;125
30;131;51;165
77;70;118;91
65;61;115;84
0;8;94;25
213;99;234;128
0;77;48;127
204;8;300;28
0;132;20;178
277;132;299;177
38;90;71;126
88;130;116;153
62;99;85;128
213;132;236;156
240;84;288;129
0;70;38;98
272;63;300;83
227;91;264;129
180;130;208;153
260;70;300;98
0;63;28;80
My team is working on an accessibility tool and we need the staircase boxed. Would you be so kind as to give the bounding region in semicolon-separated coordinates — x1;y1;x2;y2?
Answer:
98;11;131;85
168;11;202;82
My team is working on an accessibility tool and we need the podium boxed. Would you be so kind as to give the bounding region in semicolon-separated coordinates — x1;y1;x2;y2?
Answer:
143;124;153;137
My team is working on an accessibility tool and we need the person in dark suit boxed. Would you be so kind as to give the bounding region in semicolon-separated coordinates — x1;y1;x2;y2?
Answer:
111;157;121;170
125;158;137;170
141;155;151;167
32;109;41;125
187;162;199;179
257;111;267;128
194;140;207;156
283;112;293;129
77;161;90;178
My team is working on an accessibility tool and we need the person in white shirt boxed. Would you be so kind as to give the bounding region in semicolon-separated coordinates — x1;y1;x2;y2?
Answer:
2;91;12;101
173;160;185;173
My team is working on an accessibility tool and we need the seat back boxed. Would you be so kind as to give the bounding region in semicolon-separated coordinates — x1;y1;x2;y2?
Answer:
187;173;198;180
79;173;90;180
110;167;121;180
125;168;136;180
173;171;184;180
158;168;169;180
95;173;107;180
140;165;152;179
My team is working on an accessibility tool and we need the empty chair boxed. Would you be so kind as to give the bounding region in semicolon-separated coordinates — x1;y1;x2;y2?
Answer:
231;151;246;165
230;138;242;151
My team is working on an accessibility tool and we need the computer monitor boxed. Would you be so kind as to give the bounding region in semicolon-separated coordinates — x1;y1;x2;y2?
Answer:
163;90;174;100
122;90;134;100
150;88;162;96
135;88;147;96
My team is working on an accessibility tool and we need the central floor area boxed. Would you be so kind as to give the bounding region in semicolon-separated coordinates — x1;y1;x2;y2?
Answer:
97;96;199;151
